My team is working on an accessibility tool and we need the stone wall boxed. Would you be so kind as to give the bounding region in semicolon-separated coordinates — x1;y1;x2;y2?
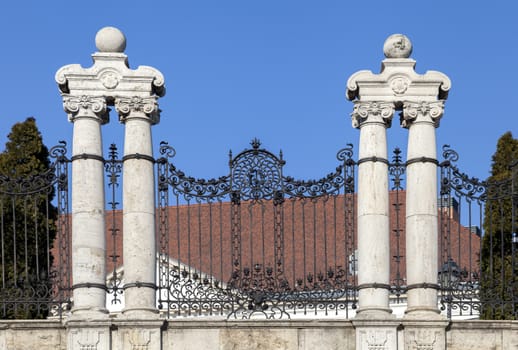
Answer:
1;319;516;349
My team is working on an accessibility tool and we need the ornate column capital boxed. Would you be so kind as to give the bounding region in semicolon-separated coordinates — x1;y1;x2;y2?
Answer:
115;96;160;125
401;101;444;128
351;101;395;129
63;95;109;124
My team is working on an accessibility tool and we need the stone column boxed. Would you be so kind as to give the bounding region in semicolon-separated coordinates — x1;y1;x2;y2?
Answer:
63;95;109;316
353;101;394;317
347;34;450;350
116;97;160;317
402;101;444;317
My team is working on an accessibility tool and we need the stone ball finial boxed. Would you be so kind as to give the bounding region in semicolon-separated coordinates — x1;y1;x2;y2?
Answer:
383;34;412;58
95;27;127;53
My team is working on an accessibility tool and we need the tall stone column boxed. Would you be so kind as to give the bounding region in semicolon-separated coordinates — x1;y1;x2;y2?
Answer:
64;96;109;316
402;101;444;316
116;97;160;316
353;101;394;317
57;27;165;350
347;34;450;350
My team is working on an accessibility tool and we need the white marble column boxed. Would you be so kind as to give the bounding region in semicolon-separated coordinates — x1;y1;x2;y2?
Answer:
353;101;394;317
117;97;159;317
64;95;109;316
402;101;444;317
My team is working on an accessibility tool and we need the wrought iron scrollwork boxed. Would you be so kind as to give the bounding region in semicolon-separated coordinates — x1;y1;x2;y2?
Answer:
156;139;358;319
0;142;71;319
105;144;123;304
388;147;406;301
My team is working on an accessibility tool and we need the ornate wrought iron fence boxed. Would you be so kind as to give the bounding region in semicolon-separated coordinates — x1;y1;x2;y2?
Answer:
439;146;518;319
156;139;357;319
0;142;71;319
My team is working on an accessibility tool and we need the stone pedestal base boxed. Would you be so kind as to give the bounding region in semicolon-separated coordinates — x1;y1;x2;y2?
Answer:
353;319;400;350
67;319;112;350
114;319;164;350
402;320;448;350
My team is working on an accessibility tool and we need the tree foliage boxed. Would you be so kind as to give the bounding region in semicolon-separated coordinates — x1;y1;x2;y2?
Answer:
0;117;57;319
480;131;518;319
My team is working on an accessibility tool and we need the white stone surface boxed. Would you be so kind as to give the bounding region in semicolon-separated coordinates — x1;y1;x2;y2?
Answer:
353;101;394;318
383;34;412;58
95;27;126;53
0;319;516;349
118;99;160;318
56;27;165;320
64;97;108;316
347;34;450;325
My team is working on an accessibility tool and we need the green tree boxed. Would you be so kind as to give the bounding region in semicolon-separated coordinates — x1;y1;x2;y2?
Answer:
480;131;518;319
0;117;57;319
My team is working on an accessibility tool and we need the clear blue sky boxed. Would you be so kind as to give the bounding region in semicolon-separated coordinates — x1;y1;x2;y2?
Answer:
0;1;516;182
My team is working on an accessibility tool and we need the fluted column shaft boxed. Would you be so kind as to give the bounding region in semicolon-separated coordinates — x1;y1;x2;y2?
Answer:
117;97;159;316
353;101;394;317
65;95;109;315
402;101;444;316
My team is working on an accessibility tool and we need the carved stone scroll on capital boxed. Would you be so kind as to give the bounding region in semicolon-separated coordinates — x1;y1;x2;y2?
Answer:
115;96;160;125
62;95;109;124
351;101;395;129
401;101;444;128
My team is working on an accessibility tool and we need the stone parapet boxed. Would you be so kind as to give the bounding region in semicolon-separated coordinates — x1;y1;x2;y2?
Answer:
1;319;517;349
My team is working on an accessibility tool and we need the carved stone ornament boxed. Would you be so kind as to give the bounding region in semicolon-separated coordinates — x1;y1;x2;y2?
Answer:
128;330;151;350
365;330;388;350
383;34;413;58
63;95;109;124
401;101;444;128
351;101;395;128
115;96;159;124
76;330;100;350
407;329;440;350
389;76;410;95
99;69;121;89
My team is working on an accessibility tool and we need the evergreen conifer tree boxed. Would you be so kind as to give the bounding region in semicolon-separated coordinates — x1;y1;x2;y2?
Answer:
0;117;57;319
480;131;518;319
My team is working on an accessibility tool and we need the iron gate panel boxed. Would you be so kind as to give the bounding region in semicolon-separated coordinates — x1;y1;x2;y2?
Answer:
0;142;71;319
439;146;518;319
156;139;357;319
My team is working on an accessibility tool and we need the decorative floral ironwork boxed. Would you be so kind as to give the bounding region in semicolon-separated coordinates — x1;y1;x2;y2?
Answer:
389;147;406;301
105;144;123;304
156;139;358;319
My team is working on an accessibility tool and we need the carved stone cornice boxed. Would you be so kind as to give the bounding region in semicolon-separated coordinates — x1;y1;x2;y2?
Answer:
401;101;444;128
351;101;395;128
115;96;159;125
346;35;450;124
63;95;109;124
55;55;165;99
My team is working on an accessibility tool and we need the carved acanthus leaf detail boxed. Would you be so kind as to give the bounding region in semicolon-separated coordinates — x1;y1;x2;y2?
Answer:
63;95;109;124
351;101;395;128
401;101;444;128
116;96;159;124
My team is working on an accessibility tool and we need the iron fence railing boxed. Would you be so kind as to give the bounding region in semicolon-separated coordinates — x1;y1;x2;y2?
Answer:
3;139;516;321
156;139;357;319
0;142;71;319
439;146;518;319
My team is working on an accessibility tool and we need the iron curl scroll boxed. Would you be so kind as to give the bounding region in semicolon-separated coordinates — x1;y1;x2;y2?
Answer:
156;139;358;320
157;141;231;200
440;145;486;200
